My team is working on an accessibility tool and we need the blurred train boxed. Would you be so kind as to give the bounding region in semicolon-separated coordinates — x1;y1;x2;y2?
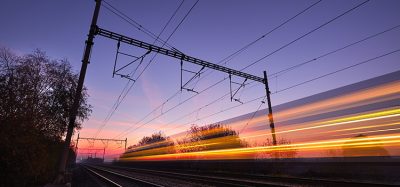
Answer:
120;70;400;161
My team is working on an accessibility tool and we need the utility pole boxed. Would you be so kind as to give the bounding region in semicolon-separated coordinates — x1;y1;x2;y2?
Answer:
55;0;102;184
125;138;127;150
264;71;277;145
103;148;105;161
75;133;80;153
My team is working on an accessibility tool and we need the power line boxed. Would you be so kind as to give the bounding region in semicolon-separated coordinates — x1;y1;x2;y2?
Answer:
111;0;322;138
270;24;400;77
163;48;400;138
94;0;188;138
125;0;370;137
158;82;258;132
239;96;267;134
107;1;399;150
187;0;323;83
220;0;322;65
180;23;400;133
241;0;370;70
109;0;371;141
162;95;266;137
98;0;199;138
276;48;400;93
164;0;199;44
110;0;200;138
114;76;228;139
155;0;186;45
102;0;175;50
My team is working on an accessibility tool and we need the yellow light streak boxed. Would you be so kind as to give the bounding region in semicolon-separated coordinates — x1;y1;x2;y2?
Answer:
241;108;400;140
120;134;400;161
333;127;400;137
321;122;399;134
273;82;400;121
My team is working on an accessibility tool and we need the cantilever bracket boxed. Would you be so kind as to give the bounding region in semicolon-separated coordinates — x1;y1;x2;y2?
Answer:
180;60;205;94
101;140;109;148
229;74;248;104
112;40;151;81
114;73;136;81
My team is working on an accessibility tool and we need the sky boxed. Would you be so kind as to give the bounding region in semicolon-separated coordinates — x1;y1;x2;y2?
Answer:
1;0;400;158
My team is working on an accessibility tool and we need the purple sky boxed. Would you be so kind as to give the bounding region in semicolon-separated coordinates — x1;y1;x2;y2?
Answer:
1;0;399;147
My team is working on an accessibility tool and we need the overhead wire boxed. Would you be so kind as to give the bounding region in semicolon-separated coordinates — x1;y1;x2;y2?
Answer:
102;0;175;50
159;82;259;133
270;24;400;77
94;0;188;138
112;0;323;138
239;96;267;134
165;48;400;137
155;21;400;137
163;0;376;132
163;95;267;136
275;48;400;93
105;0;200;138
115;0;371;139
241;0;370;70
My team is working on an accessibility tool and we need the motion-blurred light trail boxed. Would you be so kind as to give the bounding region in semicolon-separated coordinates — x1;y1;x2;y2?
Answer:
118;71;399;162
120;134;400;161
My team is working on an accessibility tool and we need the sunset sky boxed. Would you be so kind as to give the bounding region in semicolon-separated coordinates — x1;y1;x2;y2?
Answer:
1;0;399;159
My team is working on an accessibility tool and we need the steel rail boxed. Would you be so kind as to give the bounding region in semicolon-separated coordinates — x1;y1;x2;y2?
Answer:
97;164;390;187
85;166;123;187
83;164;164;187
93;165;284;187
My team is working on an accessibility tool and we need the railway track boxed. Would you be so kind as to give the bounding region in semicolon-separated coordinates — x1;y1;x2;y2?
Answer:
85;164;282;186
89;164;393;186
82;164;164;187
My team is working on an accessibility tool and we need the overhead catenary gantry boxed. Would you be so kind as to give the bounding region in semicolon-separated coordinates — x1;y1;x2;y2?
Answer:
58;0;277;180
75;133;128;151
96;27;265;83
77;148;106;160
93;26;277;146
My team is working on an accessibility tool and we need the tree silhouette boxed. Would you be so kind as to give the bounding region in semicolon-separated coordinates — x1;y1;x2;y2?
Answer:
0;48;91;186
